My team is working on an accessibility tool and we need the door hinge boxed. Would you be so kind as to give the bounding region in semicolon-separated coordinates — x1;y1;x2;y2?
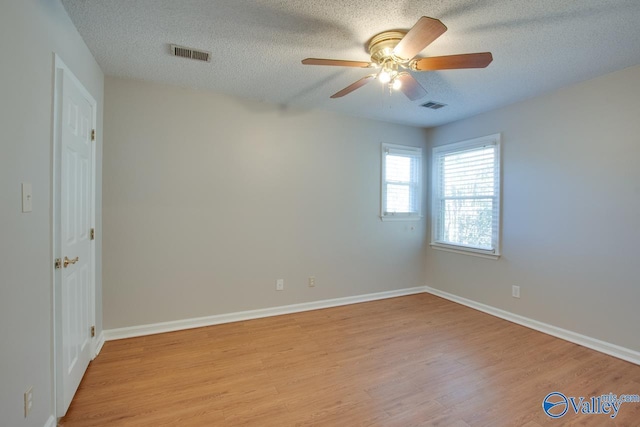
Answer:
90;228;95;240
91;129;96;141
90;326;95;338
54;258;62;269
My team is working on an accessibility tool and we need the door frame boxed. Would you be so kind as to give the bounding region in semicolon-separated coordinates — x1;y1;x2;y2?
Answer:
51;54;98;417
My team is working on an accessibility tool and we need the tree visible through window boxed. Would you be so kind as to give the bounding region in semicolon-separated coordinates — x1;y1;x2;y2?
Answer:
431;134;501;256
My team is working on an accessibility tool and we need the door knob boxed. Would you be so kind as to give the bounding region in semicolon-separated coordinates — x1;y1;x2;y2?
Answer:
63;256;79;268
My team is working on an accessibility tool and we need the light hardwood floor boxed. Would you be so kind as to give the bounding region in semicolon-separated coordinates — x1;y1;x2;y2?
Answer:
60;294;640;426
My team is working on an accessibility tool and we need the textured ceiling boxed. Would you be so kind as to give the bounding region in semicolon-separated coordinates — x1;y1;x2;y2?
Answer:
61;0;640;128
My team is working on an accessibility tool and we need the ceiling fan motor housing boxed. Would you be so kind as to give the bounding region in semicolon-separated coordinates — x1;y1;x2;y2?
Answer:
368;31;407;64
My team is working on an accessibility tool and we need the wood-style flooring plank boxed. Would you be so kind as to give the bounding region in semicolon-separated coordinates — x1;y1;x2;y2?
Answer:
60;294;640;426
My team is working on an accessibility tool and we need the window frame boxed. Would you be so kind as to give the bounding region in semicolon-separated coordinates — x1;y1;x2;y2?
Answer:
430;134;501;259
380;143;423;221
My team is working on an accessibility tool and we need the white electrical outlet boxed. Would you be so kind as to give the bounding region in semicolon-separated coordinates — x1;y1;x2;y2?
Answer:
24;387;33;417
512;285;520;298
276;279;284;291
308;276;315;287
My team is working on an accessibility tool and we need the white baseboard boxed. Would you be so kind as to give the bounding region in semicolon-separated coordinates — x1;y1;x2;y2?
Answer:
94;331;106;357
424;286;640;366
104;286;427;341
102;284;639;366
44;415;56;427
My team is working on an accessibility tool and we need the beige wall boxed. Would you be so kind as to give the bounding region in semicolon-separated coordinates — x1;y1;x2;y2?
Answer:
0;1;104;426
103;77;428;329
425;65;640;352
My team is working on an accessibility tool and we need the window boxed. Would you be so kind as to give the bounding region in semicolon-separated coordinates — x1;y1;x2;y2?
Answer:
381;143;422;220
431;134;501;258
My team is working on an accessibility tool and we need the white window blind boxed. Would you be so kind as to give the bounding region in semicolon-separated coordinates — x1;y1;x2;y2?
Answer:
381;143;422;220
432;134;501;257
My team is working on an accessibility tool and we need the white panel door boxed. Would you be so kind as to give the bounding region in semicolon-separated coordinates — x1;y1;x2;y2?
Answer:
58;68;94;415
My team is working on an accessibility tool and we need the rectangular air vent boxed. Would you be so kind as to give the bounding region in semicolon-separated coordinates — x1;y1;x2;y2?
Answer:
170;44;211;62
421;101;447;110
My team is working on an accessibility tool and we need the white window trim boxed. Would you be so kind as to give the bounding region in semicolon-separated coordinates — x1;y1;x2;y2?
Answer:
380;143;423;222
430;134;501;259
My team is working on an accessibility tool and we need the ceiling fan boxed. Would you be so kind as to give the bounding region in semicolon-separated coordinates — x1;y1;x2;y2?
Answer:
301;16;493;100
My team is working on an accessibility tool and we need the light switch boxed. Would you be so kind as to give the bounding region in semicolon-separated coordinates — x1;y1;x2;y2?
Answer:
22;183;32;213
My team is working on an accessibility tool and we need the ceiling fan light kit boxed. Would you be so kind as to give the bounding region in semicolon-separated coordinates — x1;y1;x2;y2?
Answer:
302;16;493;101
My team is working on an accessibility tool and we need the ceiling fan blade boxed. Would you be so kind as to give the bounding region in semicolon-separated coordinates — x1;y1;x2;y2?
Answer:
302;58;373;68
393;17;447;60
413;52;493;71
330;74;376;98
396;73;427;101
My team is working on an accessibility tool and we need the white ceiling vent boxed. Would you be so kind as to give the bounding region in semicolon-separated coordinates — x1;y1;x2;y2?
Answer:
170;44;211;62
421;101;447;110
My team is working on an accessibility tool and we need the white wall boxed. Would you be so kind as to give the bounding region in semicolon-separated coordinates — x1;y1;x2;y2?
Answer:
102;77;428;329
426;65;640;352
0;1;103;426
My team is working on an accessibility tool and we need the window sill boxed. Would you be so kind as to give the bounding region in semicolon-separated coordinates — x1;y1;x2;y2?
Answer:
430;243;500;260
380;215;422;222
